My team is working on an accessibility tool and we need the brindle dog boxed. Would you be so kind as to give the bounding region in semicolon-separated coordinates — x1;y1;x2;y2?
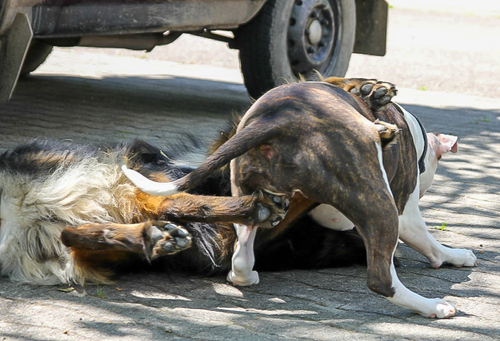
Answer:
124;78;477;318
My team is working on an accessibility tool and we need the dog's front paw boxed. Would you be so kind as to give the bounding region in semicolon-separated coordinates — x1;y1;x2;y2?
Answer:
252;190;290;228
147;221;192;259
435;248;478;268
460;250;479;267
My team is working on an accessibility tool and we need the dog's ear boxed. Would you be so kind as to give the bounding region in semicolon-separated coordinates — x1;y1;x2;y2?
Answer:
428;133;458;159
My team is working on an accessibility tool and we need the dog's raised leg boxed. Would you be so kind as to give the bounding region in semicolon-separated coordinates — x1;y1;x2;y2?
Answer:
323;77;397;110
60;220;193;283
227;223;260;286
147;191;288;228
399;187;477;268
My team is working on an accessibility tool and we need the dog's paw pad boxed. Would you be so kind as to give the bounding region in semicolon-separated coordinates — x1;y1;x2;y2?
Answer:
373;85;388;98
256;203;271;222
325;77;397;110
252;190;290;228
353;80;397;110
149;221;192;258
271;195;290;211
373;82;397;107
359;82;375;96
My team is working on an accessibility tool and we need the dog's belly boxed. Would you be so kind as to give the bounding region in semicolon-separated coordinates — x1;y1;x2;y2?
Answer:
308;204;354;231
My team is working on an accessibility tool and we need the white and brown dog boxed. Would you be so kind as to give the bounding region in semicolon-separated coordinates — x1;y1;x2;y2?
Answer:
124;78;477;318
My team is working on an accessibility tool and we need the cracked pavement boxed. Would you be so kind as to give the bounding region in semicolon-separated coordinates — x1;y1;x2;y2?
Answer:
1;3;500;340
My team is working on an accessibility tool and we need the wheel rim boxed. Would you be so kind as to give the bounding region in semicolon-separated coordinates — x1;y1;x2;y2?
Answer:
288;0;341;78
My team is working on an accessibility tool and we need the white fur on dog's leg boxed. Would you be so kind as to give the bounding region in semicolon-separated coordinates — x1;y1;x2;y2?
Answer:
399;185;478;268
227;224;260;286
387;259;456;318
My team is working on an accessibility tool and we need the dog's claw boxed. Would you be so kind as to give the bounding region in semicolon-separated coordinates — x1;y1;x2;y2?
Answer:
271;216;282;227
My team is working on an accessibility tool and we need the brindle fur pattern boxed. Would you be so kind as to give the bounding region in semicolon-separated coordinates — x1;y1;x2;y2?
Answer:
231;83;405;297
139;81;409;297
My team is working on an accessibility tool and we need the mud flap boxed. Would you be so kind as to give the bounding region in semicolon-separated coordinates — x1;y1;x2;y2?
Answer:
353;0;388;56
0;13;33;102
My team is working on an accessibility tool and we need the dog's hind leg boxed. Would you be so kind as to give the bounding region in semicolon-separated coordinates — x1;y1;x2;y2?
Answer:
399;186;477;268
336;145;457;318
348;187;458;318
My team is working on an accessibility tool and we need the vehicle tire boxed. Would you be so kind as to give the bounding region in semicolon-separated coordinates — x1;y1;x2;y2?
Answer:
237;0;356;99
20;40;53;76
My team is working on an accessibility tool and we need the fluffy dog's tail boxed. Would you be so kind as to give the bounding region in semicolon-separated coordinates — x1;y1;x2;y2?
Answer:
123;121;279;196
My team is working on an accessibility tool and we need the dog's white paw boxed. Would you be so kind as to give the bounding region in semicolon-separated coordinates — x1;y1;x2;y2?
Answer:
453;249;478;267
444;249;478;268
227;270;260;286
421;299;456;318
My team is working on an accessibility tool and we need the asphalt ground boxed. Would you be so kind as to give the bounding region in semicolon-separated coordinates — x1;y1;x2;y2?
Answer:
1;3;500;341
